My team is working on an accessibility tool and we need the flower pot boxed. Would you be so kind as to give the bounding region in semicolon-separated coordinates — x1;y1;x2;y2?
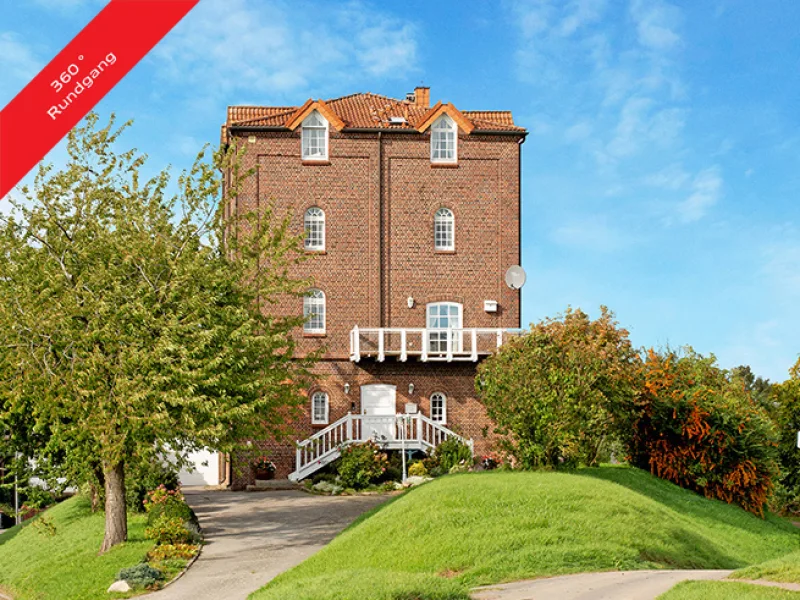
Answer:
254;468;275;480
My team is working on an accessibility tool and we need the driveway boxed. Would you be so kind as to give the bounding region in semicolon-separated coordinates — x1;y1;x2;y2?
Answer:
472;570;800;600
145;488;390;600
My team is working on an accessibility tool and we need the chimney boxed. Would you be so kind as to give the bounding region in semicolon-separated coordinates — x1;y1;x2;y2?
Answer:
414;86;430;109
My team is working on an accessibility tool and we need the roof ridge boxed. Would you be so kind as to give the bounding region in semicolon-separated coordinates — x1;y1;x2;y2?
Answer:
327;91;404;104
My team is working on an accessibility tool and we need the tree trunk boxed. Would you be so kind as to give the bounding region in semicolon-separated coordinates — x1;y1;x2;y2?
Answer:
99;461;127;554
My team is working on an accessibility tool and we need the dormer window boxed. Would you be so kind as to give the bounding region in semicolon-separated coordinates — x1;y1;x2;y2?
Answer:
431;114;457;163
302;110;328;161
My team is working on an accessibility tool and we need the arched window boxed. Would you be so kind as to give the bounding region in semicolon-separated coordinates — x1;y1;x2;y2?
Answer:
430;392;447;424
304;207;325;251
434;207;454;251
431;114;457;163
302;110;328;161
303;289;326;333
311;391;329;424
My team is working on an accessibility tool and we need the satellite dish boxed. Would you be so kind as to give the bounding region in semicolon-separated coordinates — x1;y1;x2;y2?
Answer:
505;265;527;290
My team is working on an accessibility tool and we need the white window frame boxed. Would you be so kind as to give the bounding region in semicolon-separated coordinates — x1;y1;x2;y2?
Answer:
430;392;447;424
430;114;457;164
426;301;463;354
301;110;329;161
304;207;325;251
434;207;455;251
311;391;329;424
303;289;326;334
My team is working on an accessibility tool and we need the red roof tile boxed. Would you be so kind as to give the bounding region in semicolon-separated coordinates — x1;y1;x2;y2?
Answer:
225;92;525;133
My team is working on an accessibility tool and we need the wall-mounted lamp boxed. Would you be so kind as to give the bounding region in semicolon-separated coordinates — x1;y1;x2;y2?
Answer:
344;383;351;395
407;296;415;309
408;383;415;395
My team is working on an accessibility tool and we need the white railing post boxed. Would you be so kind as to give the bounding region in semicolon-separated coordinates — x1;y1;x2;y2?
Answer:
296;444;301;472
421;329;428;362
400;329;407;362
471;329;478;361
416;414;422;441
346;413;353;442
496;329;503;349
446;330;454;362
378;328;385;362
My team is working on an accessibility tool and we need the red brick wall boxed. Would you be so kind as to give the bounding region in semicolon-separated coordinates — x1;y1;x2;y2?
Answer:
225;118;522;487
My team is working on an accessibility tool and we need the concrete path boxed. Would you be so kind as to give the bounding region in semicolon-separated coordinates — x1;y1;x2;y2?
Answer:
143;488;389;600
472;570;735;600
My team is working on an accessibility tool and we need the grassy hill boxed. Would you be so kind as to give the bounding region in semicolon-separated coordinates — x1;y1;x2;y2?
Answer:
252;467;800;600
0;496;153;600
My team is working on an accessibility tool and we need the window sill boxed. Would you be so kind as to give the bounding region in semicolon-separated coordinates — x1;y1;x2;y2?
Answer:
303;332;328;338
305;250;327;255
311;422;329;428
434;249;456;254
302;160;331;166
431;162;459;169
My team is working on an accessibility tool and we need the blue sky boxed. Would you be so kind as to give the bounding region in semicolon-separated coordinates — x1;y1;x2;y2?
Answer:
2;0;799;382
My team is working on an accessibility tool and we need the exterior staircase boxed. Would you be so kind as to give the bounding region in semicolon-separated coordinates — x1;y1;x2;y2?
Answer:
288;413;472;482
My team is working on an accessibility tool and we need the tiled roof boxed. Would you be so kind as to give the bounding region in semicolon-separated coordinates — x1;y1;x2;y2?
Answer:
225;93;525;133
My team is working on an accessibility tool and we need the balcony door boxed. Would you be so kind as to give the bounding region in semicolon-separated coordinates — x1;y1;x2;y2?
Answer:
427;302;462;354
361;384;396;442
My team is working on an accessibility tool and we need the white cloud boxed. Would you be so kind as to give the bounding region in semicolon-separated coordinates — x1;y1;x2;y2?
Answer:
153;0;418;100
676;167;723;223
0;32;42;85
630;0;682;50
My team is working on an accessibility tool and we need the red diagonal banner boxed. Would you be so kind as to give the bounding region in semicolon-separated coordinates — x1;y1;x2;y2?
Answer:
0;0;200;199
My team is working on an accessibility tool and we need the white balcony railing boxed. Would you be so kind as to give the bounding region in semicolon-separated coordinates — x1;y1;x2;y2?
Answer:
349;327;520;362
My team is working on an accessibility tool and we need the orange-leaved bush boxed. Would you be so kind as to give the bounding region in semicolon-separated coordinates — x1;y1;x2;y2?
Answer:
628;348;778;516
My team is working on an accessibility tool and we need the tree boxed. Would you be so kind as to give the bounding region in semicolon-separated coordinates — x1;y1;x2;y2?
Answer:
771;358;800;513
476;307;640;469
630;348;778;515
0;115;313;552
731;365;774;415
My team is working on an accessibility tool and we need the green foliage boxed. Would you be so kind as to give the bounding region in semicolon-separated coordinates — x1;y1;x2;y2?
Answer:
31;515;57;537
337;441;389;489
476;306;641;469
126;461;179;512
146;543;200;562
408;461;428;477
143;486;193;527
430;438;472;473
0;114;315;549
771;358;800;514
145;515;193;545
629;348;779;515
116;562;164;589
251;468;798;600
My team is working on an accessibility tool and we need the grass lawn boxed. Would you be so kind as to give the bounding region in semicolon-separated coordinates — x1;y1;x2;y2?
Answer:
659;581;800;599
252;466;800;600
0;495;154;600
733;551;800;583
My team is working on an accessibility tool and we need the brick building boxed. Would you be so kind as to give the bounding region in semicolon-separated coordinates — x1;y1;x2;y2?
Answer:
220;87;526;487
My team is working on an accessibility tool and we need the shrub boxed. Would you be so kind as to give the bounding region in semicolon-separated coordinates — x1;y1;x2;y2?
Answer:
408;461;428;477
477;307;640;468
628;348;779;515
145;514;193;545
126;461;180;512
117;563;164;589
337;441;389;489
147;543;200;562
144;485;194;527
770;358;800;514
432;438;472;472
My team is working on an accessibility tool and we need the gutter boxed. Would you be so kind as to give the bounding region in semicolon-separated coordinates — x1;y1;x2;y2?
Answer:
228;125;528;138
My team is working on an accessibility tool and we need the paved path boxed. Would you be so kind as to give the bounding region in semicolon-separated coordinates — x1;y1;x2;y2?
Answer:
144;488;389;600
472;570;735;600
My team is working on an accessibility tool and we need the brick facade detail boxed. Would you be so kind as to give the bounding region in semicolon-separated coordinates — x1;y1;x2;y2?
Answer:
223;91;525;488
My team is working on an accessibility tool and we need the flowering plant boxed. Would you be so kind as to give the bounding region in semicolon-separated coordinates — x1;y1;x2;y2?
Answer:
253;457;276;472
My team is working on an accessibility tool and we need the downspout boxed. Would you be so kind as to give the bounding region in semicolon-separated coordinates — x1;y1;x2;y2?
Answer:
378;131;383;328
518;136;524;329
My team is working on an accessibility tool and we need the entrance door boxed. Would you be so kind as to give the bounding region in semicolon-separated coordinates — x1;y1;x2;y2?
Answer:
361;384;397;442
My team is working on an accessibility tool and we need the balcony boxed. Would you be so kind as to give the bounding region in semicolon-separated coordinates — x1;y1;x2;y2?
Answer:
349;326;520;362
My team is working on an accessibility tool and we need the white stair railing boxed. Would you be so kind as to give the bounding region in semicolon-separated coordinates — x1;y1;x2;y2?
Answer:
289;413;473;481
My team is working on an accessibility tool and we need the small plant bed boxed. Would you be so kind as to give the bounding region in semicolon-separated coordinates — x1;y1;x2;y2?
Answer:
304;439;478;496
251;467;800;600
